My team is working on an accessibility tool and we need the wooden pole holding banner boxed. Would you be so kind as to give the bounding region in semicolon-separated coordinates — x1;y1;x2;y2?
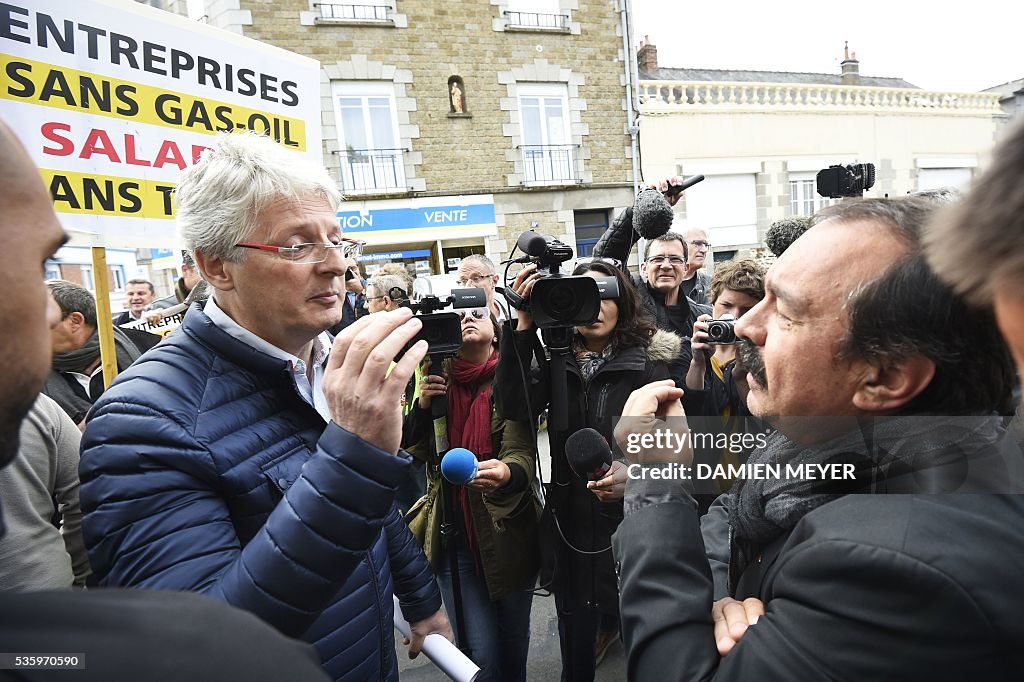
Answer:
91;247;119;389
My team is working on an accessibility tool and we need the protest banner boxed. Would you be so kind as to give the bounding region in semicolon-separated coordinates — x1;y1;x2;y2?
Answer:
1;0;322;248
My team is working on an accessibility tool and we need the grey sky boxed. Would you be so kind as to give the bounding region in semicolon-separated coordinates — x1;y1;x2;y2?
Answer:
631;0;1022;93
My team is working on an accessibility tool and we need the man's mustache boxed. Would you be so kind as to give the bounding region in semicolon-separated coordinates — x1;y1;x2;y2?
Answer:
736;338;767;390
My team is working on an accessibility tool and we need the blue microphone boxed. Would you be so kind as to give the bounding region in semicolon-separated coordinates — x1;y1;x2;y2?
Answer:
440;448;478;486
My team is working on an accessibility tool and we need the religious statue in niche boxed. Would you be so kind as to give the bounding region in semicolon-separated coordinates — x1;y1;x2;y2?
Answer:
448;76;467;114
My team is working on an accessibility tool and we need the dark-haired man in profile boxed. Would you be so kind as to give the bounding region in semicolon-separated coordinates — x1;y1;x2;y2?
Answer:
44;280;150;426
0;119;331;681
613;195;1024;680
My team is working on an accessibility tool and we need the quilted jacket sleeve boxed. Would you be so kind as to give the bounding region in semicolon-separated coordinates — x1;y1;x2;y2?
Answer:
383;504;443;623
592;205;637;264
80;407;410;638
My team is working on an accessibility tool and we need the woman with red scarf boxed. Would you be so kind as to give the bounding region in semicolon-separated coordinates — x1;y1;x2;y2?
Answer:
402;308;540;682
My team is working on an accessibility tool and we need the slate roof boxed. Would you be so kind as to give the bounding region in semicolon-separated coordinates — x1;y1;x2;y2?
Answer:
982;78;1024;98
640;67;919;90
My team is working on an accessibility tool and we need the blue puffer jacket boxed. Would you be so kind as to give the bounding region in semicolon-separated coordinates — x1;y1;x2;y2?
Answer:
79;305;441;681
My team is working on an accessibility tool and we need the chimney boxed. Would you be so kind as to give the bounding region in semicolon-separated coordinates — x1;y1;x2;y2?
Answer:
637;35;658;72
840;41;860;85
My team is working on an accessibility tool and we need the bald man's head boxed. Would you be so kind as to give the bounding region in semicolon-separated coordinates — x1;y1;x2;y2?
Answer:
0;120;67;466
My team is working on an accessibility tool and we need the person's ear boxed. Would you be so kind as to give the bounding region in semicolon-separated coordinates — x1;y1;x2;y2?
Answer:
193;250;234;293
66;311;84;330
852;355;935;413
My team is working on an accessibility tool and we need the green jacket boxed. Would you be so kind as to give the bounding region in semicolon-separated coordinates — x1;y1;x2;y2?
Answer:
404;405;541;601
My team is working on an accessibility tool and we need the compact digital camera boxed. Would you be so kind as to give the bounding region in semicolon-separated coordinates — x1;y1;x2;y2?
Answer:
706;319;737;345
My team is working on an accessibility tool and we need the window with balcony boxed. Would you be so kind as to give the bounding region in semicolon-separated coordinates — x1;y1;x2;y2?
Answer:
331;82;406;193
315;1;388;22
518;83;578;185
788;171;834;216
504;0;567;29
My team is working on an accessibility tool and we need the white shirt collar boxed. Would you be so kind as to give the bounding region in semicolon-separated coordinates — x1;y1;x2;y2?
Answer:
204;296;331;376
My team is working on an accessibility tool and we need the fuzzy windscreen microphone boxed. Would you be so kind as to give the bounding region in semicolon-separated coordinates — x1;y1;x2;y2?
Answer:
765;216;811;257
632;188;676;240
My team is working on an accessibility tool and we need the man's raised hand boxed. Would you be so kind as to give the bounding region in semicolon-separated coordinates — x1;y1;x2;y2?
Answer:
324;308;427;454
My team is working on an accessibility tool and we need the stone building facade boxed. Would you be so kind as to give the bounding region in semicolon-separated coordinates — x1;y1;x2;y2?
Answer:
188;0;637;282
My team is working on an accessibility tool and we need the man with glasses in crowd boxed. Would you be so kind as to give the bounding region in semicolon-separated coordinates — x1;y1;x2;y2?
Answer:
364;272;409;314
591;180;712;386
78;131;451;682
0;118;337;680
633;232;712;384
456;254;510;322
681;228;712;305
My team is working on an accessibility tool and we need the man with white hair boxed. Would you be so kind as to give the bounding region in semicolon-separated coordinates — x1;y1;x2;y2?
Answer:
680;227;711;305
457;253;510;322
79;131;451;681
0;118;332;680
365;272;409;314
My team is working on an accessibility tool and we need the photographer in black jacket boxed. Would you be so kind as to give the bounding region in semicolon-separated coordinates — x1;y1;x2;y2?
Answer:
592;179;711;385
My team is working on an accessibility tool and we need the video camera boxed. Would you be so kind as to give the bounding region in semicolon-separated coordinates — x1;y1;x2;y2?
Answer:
816;163;876;198
506;230;619;329
401;288;487;357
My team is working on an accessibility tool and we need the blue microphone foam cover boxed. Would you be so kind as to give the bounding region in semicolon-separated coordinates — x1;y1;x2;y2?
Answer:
441;448;478;485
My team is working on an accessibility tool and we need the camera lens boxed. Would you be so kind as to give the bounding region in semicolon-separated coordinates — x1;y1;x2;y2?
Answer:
531;277;600;328
546;286;581;321
707;320;736;344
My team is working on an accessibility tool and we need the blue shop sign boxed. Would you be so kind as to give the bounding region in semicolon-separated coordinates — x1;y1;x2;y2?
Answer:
357;249;431;263
337;203;495;232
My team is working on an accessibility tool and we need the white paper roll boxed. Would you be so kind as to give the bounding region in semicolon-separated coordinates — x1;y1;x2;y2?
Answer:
393;595;480;682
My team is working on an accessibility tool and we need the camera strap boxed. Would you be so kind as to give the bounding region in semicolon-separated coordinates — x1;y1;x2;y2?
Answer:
503;284;531;313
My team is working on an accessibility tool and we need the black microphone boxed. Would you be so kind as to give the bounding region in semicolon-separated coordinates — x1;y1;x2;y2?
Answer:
565;428;613;481
631;188;676;240
663;173;705;197
516;231;549;257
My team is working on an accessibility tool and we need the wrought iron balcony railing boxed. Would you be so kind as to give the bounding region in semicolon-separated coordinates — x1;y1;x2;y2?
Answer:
334;148;407;193
315;2;387;21
503;11;568;29
519;144;580;184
